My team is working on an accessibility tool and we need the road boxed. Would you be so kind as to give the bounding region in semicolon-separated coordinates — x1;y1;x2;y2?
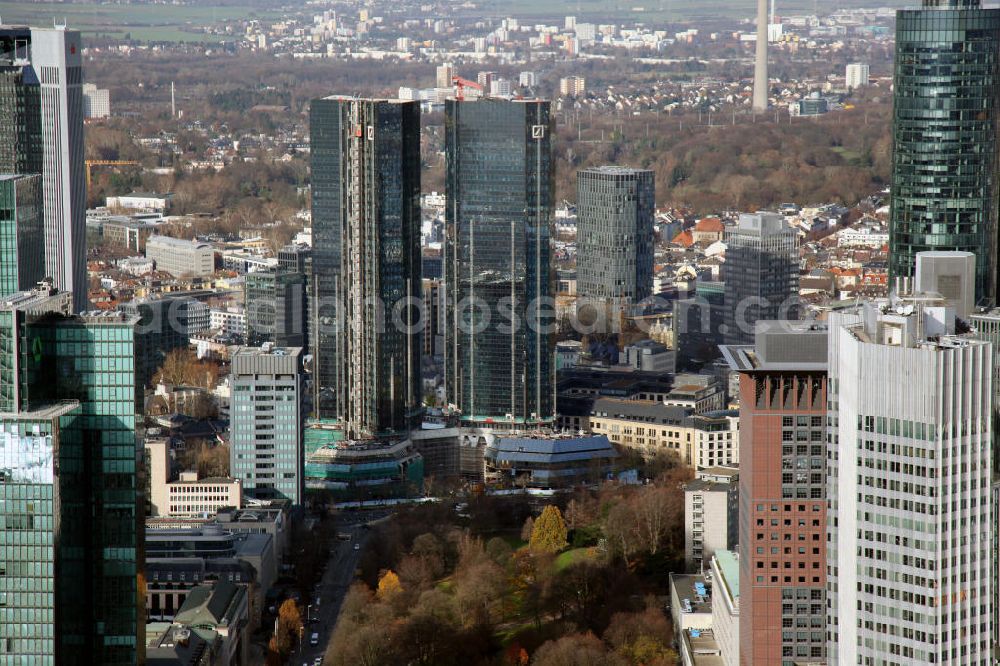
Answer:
290;512;383;666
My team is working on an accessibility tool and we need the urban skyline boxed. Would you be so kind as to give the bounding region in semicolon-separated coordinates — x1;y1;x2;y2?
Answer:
1;0;999;662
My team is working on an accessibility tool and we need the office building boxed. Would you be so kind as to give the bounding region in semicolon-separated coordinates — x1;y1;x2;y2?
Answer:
559;76;586;97
827;295;993;663
576;166;655;321
589;398;739;468
436;62;454;89
230;346;305;505
0;174;43;297
101;216;154;252
444;98;555;427
722;213;799;345
684;473;739;568
145;526;275;621
305;438;424;500
310;96;422;437
31;28;89;312
711;550;741;666
0;283;142;664
145;235;215;277
277;242;311;275
845;62;870;90
0;28;42;176
914;250;976;318
722;321;829;665
82;82;109;118
676;280;727;368
244;269;308;348
483;433;617;487
888;0;1000;304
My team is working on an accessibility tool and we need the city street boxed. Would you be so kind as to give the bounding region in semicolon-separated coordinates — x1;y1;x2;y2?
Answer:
291;513;379;666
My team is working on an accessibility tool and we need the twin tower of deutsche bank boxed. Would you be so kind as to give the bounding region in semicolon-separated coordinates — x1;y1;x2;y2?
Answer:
309;96;556;438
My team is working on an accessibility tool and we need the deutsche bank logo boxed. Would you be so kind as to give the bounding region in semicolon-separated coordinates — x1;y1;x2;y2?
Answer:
531;125;545;139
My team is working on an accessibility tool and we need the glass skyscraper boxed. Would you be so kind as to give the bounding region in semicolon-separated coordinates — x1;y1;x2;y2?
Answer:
0;27;88;312
889;0;1000;304
0;28;42;176
310;97;422;439
0;284;142;664
723;213;799;345
0;174;44;298
444;98;556;426
575;166;655;320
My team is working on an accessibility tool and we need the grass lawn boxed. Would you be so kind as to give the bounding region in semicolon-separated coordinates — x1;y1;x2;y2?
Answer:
554;547;598;571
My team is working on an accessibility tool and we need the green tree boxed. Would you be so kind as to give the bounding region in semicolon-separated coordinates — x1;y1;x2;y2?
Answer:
529;506;568;554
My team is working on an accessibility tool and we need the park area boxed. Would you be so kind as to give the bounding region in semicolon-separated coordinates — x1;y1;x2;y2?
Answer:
322;462;693;666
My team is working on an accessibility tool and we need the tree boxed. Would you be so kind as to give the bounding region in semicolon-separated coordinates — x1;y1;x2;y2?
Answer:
376;569;403;603
529;506;568;554
531;633;626;666
271;598;302;659
604;605;678;665
520;515;535;542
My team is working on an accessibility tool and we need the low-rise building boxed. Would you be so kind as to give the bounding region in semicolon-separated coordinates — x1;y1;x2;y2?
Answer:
102;216;156;252
589;398;739;468
173;581;250;666
145;526;275;624
621;339;676;373
483;433;617;488
146;236;216;278
664;374;726;413
305;438;424;500
107;191;172;212
710;550;740;666
167;473;243;518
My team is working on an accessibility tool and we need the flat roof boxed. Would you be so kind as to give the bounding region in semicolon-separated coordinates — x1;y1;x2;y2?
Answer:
714;549;740;601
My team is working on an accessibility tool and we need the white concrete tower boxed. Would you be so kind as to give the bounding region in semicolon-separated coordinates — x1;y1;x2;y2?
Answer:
30;27;88;313
753;0;769;112
827;296;993;663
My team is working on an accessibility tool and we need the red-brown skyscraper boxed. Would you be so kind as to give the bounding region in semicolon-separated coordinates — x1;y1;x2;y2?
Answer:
722;321;828;665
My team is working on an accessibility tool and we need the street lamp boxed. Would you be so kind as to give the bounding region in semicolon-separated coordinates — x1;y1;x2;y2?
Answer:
307;604;313;625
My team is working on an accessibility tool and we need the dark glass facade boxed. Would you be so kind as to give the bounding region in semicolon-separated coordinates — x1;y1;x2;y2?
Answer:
723;213;799;346
444;99;556;425
575;166;655;317
310;97;422;438
889;0;1000;304
0;28;42;176
1;293;141;664
0;174;44;299
245;269;308;348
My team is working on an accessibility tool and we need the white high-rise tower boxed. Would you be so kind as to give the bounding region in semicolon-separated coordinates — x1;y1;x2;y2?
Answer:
753;0;769;112
827;294;994;663
31;27;88;312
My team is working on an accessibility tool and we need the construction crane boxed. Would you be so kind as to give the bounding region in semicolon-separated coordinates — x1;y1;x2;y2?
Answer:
85;159;141;190
452;76;484;101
